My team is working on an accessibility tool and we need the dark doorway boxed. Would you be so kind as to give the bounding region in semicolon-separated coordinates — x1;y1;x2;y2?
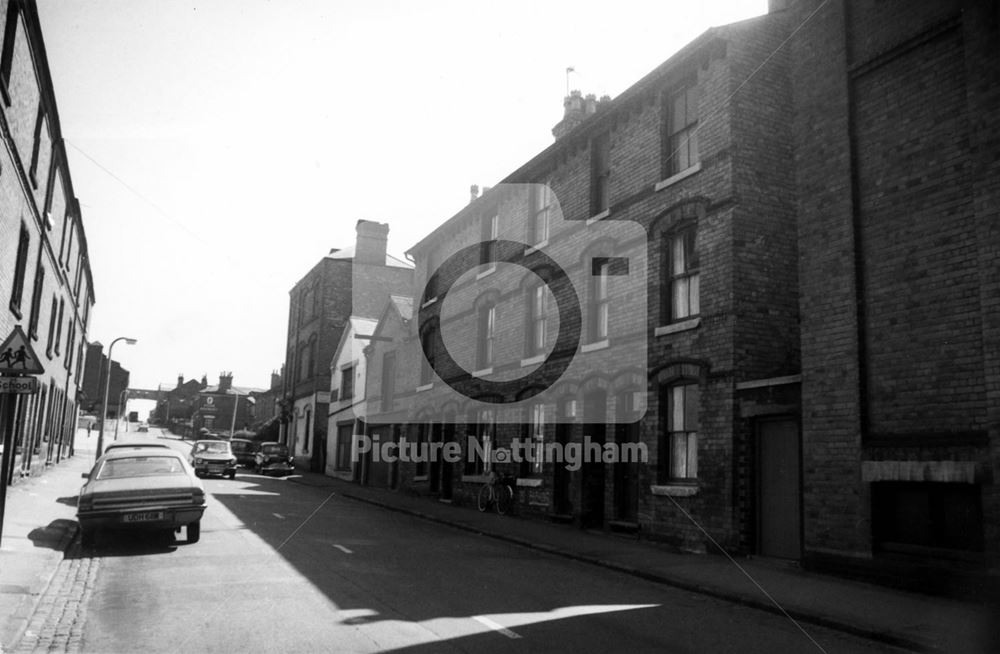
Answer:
367;425;390;488
553;420;572;516
581;390;606;529
429;423;442;493
613;394;639;523
440;421;454;500
756;418;801;559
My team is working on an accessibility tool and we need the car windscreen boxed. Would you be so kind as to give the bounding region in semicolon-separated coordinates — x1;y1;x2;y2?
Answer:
262;445;288;455
96;455;185;479
194;442;232;454
231;441;253;453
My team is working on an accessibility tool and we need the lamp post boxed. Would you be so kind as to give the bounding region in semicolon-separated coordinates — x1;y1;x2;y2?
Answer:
96;337;137;459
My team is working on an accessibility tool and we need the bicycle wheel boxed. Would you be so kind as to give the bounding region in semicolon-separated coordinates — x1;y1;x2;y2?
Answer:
496;484;513;515
477;483;491;512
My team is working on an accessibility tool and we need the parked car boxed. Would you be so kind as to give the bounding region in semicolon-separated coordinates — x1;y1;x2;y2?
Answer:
77;448;206;546
137;422;149;432
229;438;259;468
190;440;238;479
254;442;294;476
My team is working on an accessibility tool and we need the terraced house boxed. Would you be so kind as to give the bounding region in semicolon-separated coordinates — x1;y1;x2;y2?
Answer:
0;0;96;481
361;9;801;557
354;0;1000;588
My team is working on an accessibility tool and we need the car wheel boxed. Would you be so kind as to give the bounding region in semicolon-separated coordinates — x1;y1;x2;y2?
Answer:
80;527;96;548
187;520;201;544
228;470;236;480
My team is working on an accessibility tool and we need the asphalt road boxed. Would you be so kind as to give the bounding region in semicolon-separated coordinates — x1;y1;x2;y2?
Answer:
77;432;907;654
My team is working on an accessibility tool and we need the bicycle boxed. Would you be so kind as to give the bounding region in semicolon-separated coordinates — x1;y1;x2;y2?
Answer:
477;469;514;515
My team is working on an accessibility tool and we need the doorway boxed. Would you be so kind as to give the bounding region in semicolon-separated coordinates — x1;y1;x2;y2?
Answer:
756;418;801;559
580;390;606;529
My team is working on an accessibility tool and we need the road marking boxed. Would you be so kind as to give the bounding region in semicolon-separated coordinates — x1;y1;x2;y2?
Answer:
332;544;353;554
472;616;521;639
272;513;285;519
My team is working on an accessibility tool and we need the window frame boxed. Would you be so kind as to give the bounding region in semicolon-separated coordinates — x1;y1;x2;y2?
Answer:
9;222;29;317
591;133;611;216
663;81;700;177
663;227;700;323
658;381;700;483
590;259;611;342
530;184;552;245
339;364;354;401
480;213;499;268
525;281;548;356
381;351;397;409
477;302;496;370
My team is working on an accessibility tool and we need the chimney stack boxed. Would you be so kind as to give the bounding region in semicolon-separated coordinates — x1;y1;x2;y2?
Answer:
177;374;184;389
219;372;233;392
355;220;389;265
470;184;480;204
552;90;606;140
270;371;282;390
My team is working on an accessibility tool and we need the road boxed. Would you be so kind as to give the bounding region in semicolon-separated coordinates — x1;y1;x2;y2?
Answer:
66;430;906;653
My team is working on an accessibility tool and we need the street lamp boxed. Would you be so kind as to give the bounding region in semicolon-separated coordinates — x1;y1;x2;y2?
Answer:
96;337;137;459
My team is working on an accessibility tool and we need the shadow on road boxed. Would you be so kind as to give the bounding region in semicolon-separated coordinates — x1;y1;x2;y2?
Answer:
210;473;676;653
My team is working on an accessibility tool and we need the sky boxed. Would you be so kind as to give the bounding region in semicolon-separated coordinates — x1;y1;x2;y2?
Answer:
34;0;767;392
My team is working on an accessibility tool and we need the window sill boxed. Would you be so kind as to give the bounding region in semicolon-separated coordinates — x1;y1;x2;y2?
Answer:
580;339;609;353
655;162;702;192
416;383;433;393
517;477;543;487
421;297;438;309
413;475;429;482
8;304;22;320
471;367;493;378
650;484;698;497
462;474;488;484
586;209;610;225
476;266;496;280
525;239;549;255
654;317;700;337
520;354;545;368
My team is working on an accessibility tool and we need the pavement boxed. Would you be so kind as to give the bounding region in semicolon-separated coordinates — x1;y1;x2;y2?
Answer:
1;428;997;653
0;429;95;652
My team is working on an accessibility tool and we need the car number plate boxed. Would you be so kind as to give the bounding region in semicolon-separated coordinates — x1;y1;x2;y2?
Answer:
209;465;224;472
123;511;163;523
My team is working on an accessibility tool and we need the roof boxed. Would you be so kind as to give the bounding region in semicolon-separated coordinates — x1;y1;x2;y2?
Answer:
405;15;774;256
348;316;379;336
389;295;413;321
325;245;412;269
200;385;265;396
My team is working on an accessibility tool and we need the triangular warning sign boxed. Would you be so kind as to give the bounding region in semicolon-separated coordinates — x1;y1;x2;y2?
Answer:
0;325;44;375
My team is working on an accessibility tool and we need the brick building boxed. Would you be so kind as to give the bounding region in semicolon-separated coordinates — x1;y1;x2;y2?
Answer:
0;0;96;480
784;0;1000;575
355;0;1000;582
152;374;206;434
79;342;129;418
190;373;263;437
361;9;802;557
281;220;412;471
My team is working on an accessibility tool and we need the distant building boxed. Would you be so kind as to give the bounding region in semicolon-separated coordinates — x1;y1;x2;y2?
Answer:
281;220;412;472
153;374;207;434
190;373;264;437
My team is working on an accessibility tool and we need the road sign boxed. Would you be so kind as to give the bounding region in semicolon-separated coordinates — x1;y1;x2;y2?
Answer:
0;326;44;375
0;376;38;394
